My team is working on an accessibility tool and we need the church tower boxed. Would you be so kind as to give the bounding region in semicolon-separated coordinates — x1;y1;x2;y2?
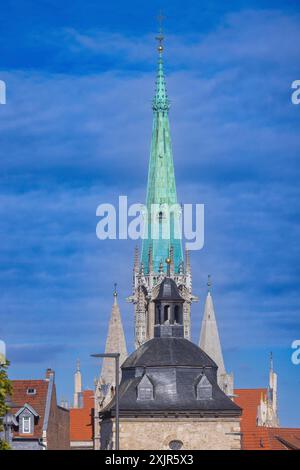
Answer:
128;27;196;348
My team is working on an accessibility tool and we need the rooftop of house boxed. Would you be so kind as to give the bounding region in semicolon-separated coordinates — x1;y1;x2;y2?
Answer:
70;390;94;442
234;388;300;450
10;369;57;439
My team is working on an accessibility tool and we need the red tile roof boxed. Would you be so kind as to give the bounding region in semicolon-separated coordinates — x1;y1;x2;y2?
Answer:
234;388;269;450
10;379;49;439
267;428;300;450
69;386;300;449
70;390;94;442
234;388;300;450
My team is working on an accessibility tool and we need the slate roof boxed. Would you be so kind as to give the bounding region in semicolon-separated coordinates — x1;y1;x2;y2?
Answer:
123;337;217;369
155;277;184;301
102;337;241;417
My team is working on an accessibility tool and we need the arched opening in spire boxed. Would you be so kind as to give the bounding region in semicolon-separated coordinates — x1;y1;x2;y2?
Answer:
155;305;160;325
174;305;180;324
163;305;170;323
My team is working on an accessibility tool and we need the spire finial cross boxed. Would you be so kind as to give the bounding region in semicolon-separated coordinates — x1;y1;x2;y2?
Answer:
113;282;117;297
156;11;165;53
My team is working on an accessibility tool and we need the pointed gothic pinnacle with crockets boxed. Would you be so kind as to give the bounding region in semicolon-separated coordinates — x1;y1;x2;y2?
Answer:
100;284;128;387
199;276;226;379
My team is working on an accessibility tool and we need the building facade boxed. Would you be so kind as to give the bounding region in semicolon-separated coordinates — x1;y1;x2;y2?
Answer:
70;388;94;450
100;277;241;450
8;369;69;450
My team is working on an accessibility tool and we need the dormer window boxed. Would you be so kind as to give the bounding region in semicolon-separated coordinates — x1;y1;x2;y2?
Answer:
196;374;213;400
26;388;36;395
15;403;39;435
22;416;31;434
137;374;154;401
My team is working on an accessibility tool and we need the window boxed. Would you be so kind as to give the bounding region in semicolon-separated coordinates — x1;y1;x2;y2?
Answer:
138;387;153;400
196;375;213;400
163;305;169;323
26;388;36;395
137;375;154;401
155;305;160;325
169;440;183;450
22;416;31;434
174;305;181;324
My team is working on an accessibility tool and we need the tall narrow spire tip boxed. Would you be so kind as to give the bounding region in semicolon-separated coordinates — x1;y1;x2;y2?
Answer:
207;274;212;292
270;351;273;371
113;282;118;305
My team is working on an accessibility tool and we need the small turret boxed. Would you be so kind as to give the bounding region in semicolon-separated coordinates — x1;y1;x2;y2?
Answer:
73;359;82;408
154;265;185;338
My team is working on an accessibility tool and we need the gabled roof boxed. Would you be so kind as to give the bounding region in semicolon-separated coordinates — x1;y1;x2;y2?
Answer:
10;379;50;438
268;428;300;450
234;388;300;450
196;374;211;388
15;403;39;418
234;388;268;449
137;374;154;389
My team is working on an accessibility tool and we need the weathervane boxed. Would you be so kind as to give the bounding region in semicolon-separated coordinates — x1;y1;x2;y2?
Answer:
156;11;165;53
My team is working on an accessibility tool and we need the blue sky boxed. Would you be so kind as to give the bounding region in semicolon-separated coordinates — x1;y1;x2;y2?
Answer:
1;0;300;426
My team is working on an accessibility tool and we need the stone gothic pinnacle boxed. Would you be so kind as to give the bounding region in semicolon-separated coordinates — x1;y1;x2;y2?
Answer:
99;287;128;387
199;277;234;396
199;278;226;378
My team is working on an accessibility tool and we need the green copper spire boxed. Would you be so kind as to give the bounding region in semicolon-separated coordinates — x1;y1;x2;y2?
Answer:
141;29;183;274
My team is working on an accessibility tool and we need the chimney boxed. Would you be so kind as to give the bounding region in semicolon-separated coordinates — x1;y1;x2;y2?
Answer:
45;368;55;381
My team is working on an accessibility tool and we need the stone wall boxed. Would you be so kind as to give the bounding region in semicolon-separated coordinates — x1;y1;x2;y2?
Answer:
100;416;241;450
